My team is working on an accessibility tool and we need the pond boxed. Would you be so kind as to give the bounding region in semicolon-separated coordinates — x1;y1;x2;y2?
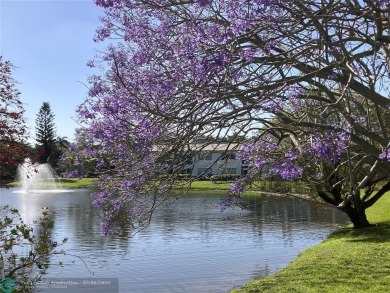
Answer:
0;188;348;293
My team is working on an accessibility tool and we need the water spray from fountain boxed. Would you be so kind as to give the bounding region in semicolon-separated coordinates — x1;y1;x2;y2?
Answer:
16;158;62;193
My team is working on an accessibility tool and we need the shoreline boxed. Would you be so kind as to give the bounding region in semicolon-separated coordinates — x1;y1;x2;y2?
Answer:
231;192;390;292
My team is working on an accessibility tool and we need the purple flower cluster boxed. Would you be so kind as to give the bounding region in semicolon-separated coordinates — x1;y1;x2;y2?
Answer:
236;128;350;183
196;0;213;7
309;131;349;164
379;149;390;161
229;180;245;195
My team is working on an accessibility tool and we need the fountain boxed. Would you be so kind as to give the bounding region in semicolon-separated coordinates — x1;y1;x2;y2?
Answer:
16;158;63;193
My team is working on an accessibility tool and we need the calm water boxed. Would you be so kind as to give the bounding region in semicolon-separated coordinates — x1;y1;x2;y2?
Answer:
0;188;348;293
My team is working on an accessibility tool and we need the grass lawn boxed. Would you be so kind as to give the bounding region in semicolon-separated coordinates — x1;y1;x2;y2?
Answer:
231;192;390;293
6;178;303;196
171;180;271;195
6;178;98;189
173;180;232;192
56;178;98;188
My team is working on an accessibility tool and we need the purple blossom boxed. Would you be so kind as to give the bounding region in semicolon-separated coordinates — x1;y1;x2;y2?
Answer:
285;150;298;161
316;172;323;180
94;0;114;8
379;149;390;161
309;131;349;164
254;158;266;169
86;60;95;68
269;153;303;181
196;0;212;7
278;164;303;181
92;191;112;207
229;180;245;195
88;82;103;97
63;170;79;178
217;195;235;212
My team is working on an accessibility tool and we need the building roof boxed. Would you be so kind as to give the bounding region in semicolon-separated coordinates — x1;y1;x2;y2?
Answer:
153;142;241;152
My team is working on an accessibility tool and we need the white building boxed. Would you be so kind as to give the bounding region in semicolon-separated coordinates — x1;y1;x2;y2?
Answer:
180;143;248;177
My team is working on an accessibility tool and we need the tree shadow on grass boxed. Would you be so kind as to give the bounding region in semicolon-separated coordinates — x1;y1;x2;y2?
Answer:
329;222;390;243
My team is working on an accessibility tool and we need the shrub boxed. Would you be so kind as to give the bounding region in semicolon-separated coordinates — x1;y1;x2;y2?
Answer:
210;174;240;183
0;206;67;292
176;174;197;180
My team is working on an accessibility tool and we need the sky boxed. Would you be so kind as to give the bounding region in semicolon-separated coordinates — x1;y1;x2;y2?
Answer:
0;0;105;142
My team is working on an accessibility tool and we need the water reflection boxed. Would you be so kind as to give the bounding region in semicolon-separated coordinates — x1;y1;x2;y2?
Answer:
0;189;348;293
240;195;346;246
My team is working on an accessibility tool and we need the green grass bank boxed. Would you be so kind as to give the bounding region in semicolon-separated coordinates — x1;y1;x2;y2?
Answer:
6;178;97;189
172;180;312;196
231;192;390;293
6;179;309;196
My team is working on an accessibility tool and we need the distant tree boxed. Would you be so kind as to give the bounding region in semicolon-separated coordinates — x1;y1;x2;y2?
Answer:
0;56;30;182
62;129;103;178
56;136;70;150
50;136;70;173
35;102;56;164
0;141;34;180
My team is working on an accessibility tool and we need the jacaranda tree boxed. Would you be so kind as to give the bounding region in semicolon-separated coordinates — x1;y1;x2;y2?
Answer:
70;0;390;234
0;56;29;181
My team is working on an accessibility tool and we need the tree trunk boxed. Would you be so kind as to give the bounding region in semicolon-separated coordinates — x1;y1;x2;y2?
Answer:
341;205;371;229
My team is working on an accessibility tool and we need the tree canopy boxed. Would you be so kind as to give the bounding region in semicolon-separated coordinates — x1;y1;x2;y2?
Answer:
0;56;29;180
70;0;390;234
